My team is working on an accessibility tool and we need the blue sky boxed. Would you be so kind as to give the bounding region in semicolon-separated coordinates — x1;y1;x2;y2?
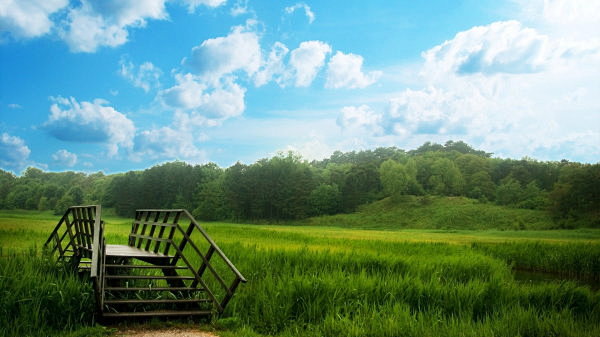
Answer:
1;0;599;174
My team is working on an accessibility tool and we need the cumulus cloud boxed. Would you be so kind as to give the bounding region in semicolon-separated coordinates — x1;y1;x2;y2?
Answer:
325;51;381;89
0;0;68;39
284;3;315;24
59;0;168;53
384;86;491;137
180;0;226;13
44;96;135;156
52;149;77;167
159;73;246;125
423;20;553;76
0;132;30;170
119;58;162;92
254;42;289;86
516;0;600;40
132;126;206;161
337;105;383;134
287;40;331;87
423;20;600;78
230;0;249;16
182;24;261;82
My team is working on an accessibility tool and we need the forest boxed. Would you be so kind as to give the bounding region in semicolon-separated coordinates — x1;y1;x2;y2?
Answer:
0;141;598;227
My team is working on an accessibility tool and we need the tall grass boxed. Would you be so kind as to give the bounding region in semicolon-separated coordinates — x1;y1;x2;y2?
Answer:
0;249;100;337
217;242;600;336
1;211;599;336
472;241;600;280
303;196;555;230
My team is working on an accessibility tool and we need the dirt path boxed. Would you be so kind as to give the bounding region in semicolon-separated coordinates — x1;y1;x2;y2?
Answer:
114;327;219;337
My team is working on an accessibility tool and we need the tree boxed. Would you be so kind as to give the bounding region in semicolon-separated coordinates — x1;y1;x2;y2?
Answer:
428;158;464;196
308;184;341;216
194;178;231;221
456;154;495;200
379;159;409;201
495;178;522;206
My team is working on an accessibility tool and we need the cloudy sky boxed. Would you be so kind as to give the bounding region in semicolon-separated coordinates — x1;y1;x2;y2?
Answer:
0;0;599;173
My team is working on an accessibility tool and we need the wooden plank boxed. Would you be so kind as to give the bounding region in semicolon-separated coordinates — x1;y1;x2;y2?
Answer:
105;275;194;280
102;310;211;318
105;299;211;304
105;244;171;258
104;287;201;292
104;264;186;269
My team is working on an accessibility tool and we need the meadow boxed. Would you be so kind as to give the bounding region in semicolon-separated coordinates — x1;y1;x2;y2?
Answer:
1;209;599;337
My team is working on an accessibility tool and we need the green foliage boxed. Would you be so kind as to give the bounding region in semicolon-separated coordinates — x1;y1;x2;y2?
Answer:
308;184;341;216
305;196;554;230
379;159;410;200
0;250;96;337
549;163;600;226
428;158;465;196
1;212;600;336
0;140;596;225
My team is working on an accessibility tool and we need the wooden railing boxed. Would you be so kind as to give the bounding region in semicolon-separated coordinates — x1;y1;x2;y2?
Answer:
44;205;99;263
128;209;247;313
44;205;105;312
89;206;105;313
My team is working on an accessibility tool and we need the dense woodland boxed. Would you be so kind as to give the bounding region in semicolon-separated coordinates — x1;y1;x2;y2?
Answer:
0;141;598;226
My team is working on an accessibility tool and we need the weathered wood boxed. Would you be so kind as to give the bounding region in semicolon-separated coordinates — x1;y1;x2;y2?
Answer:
106;244;171;258
45;205;246;320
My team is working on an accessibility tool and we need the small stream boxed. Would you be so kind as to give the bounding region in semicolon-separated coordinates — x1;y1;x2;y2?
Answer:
513;269;600;291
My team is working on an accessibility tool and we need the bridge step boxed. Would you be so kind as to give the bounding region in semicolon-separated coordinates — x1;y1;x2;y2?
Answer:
105;299;211;305
105;264;187;270
105;287;203;292
102;310;212;318
105;275;195;280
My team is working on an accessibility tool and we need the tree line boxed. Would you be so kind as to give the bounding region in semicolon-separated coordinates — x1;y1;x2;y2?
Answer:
0;141;598;226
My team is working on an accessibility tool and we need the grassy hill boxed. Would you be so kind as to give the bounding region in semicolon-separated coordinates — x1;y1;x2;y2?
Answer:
302;196;557;230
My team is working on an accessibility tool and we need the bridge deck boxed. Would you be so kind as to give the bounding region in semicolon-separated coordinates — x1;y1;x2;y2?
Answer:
105;244;172;259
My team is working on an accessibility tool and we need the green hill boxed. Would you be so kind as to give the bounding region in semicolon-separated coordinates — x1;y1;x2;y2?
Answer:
301;196;556;230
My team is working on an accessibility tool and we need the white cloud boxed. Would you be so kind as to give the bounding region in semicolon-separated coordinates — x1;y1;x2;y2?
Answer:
160;74;246;125
326;51;381;89
287;40;331;87
339;13;600;163
119;58;162;92
0;132;30;170
0;0;68;39
52;149;77;167
182;24;261;82
7;103;22;109
60;0;168;53
230;0;249;16
423;20;553;76
282;136;334;162
337;104;383;134
44;96;135;156
284;3;315;24
254;42;289;86
384;85;493;137
132;126;206;162
180;0;227;13
515;0;600;40
423;20;600;78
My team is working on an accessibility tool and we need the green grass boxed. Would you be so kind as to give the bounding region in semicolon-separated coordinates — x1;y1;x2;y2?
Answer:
1;209;599;336
301;196;557;230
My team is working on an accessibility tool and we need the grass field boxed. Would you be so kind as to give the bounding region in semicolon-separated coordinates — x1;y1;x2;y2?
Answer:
1;209;599;336
301;196;560;230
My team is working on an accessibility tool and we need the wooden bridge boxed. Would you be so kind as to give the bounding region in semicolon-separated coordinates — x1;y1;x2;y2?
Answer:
43;205;246;319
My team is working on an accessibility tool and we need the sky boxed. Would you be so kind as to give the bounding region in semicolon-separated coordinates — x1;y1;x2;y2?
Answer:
0;0;599;174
